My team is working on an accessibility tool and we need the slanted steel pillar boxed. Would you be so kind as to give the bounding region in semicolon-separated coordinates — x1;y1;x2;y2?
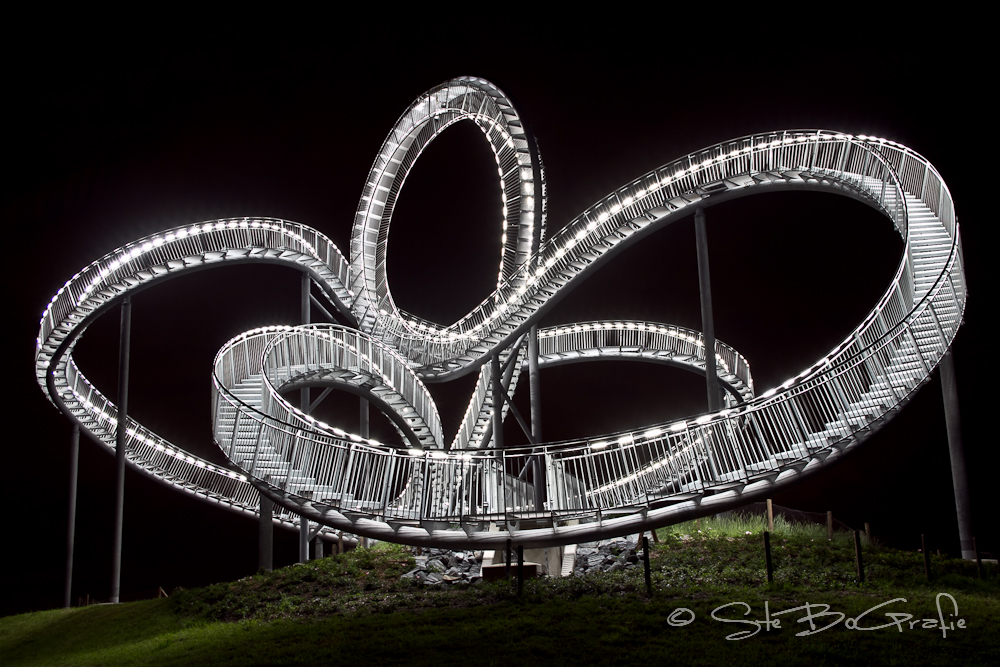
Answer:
360;398;369;439
362;398;371;558
940;351;975;559
360;398;369;549
299;274;311;562
300;273;310;413
695;209;723;412
528;325;545;508
64;424;79;608
110;296;131;604
491;354;504;451
258;494;273;572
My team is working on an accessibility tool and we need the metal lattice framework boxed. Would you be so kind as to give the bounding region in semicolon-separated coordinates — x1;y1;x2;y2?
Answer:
36;77;965;549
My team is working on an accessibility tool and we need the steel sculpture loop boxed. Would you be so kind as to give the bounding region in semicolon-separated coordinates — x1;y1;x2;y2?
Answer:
36;77;965;550
349;76;546;340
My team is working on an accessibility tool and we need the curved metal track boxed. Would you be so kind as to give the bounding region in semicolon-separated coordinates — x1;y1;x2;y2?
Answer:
36;77;965;549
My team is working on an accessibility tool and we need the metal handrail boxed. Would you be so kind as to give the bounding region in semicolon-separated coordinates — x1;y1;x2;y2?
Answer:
37;217;353;376
349;77;544;337
364;131;920;376
35;78;963;548
202;129;963;543
536;320;753;400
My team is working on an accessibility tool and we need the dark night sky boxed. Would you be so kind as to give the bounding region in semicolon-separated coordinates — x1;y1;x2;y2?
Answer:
3;37;989;616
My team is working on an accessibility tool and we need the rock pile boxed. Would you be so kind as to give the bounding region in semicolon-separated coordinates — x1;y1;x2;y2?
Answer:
573;536;642;576
400;548;484;586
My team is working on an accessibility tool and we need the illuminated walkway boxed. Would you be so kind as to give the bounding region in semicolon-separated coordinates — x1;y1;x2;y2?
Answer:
36;77;964;549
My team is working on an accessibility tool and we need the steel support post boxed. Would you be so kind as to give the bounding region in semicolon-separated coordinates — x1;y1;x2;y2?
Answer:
940;351;975;559
299;515;309;563
359;398;370;550
64;424;79;608
528;325;545;508
110;296;131;604
695;208;723;413
528;325;542;441
258;494;273;572
491;354;504;451
300;273;310;413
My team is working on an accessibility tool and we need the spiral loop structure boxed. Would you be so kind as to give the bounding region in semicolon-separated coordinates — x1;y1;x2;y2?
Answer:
36;78;964;548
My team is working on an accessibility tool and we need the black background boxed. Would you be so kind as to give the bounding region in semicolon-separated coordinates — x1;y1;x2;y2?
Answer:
3;34;989;616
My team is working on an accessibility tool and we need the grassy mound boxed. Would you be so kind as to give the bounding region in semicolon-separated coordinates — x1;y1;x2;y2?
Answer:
2;517;997;666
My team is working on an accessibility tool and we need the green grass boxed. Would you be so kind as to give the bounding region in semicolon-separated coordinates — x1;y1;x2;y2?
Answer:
3;519;997;666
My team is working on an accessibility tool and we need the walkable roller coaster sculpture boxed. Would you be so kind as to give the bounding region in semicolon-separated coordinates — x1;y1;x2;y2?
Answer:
36;77;965;550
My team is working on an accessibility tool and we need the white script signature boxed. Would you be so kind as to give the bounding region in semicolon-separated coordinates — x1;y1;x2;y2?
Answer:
663;593;966;641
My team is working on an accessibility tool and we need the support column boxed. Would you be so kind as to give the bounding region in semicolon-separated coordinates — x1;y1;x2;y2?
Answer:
360;398;369;550
258;494;273;572
360;398;369;439
300;273;310;413
491;354;504;451
695;208;723;413
528;325;545;509
64;424;79;608
298;275;311;562
110;296;131;604
528;326;542;441
299;515;310;563
940;351;975;559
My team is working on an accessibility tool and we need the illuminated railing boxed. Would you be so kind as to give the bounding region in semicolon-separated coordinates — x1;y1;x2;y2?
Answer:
34;218;353;521
213;325;443;452
449;337;527;451
55;348;269;520
362;131;916;376
536;320;753;402
36;217;353;377
206;197;960;527
202;126;962;542
34;76;964;548
350;77;543;337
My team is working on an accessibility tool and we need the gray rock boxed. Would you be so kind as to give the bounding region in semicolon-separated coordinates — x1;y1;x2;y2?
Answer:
401;548;490;587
